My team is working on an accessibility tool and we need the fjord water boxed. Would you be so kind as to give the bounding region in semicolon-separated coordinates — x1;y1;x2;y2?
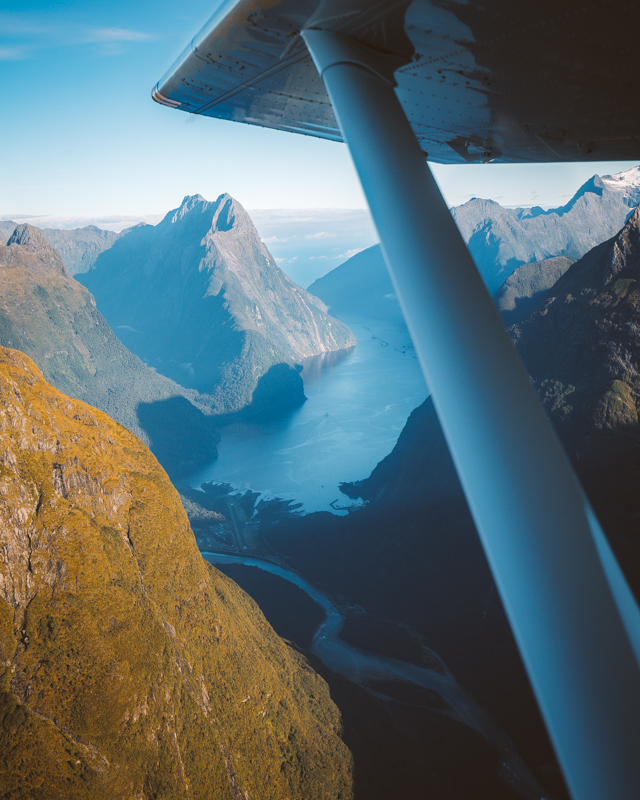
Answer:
184;315;427;512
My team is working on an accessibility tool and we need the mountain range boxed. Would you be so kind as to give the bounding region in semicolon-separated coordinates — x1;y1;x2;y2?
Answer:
79;194;356;415
310;167;640;319
0;222;122;275
453;167;640;293
38;224;122;274
0;347;352;799
4;170;640;799
0;224;217;479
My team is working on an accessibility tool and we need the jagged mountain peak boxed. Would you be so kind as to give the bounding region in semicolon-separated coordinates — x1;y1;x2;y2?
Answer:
8;223;53;251
457;196;507;214
170;193;209;223
168;192;244;232
179;192;208;208
5;223;68;277
574;172;605;197
81;196;356;412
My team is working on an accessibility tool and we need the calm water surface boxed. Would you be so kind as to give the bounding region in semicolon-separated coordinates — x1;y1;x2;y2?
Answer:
184;315;428;512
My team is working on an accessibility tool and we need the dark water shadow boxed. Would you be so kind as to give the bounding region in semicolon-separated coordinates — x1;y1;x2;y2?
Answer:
137;396;220;480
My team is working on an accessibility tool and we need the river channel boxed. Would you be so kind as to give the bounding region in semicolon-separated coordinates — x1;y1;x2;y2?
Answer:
204;552;550;800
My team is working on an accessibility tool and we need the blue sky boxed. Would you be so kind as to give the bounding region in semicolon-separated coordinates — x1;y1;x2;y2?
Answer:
1;0;638;226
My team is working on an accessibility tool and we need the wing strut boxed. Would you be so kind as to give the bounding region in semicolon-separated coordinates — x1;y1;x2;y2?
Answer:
301;28;640;800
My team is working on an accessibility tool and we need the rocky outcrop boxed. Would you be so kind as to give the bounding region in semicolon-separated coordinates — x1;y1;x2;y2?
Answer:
79;194;356;414
0;224;218;478
0;347;353;800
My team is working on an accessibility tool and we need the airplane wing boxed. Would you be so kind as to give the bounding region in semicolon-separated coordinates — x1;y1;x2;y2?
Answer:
154;0;640;164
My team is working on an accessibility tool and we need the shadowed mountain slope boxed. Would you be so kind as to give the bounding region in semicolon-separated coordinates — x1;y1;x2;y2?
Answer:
0;225;217;478
307;246;402;323
493;256;575;326
512;204;640;436
80;194;356;414
262;203;640;800
0;347;353;800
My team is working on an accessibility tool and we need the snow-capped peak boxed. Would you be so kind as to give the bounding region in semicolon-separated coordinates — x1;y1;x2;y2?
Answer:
601;166;640;190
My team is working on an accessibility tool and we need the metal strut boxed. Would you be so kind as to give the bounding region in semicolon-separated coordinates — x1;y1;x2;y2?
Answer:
301;27;640;800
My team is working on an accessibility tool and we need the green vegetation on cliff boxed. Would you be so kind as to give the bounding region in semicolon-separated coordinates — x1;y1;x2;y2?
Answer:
0;348;352;800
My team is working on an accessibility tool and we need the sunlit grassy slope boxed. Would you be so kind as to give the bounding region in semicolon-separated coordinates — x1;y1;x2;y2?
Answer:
0;347;352;800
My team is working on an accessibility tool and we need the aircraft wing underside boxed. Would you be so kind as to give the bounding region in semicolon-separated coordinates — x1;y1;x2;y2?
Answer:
154;0;640;165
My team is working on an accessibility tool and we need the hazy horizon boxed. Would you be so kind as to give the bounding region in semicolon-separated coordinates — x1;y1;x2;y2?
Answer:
3;2;640;226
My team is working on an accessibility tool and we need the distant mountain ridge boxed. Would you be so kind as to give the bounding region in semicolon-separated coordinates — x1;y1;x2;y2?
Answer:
9;166;640;299
0;224;218;478
80;193;356;415
310;167;640;319
308;245;401;323
453;167;640;293
40;224;122;274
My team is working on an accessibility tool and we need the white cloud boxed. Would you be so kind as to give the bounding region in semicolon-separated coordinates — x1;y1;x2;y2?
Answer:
304;231;337;239
4;213;164;232
84;27;156;43
261;235;293;243
0;13;158;59
309;255;328;260
334;248;365;260
0;46;26;60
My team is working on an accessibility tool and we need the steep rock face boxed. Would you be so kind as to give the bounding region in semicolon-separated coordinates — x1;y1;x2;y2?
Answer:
493;256;575;326
80;195;356;414
452;167;640;293
511;205;640;436
0;348;352;800
40;225;122;275
0;225;218;478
